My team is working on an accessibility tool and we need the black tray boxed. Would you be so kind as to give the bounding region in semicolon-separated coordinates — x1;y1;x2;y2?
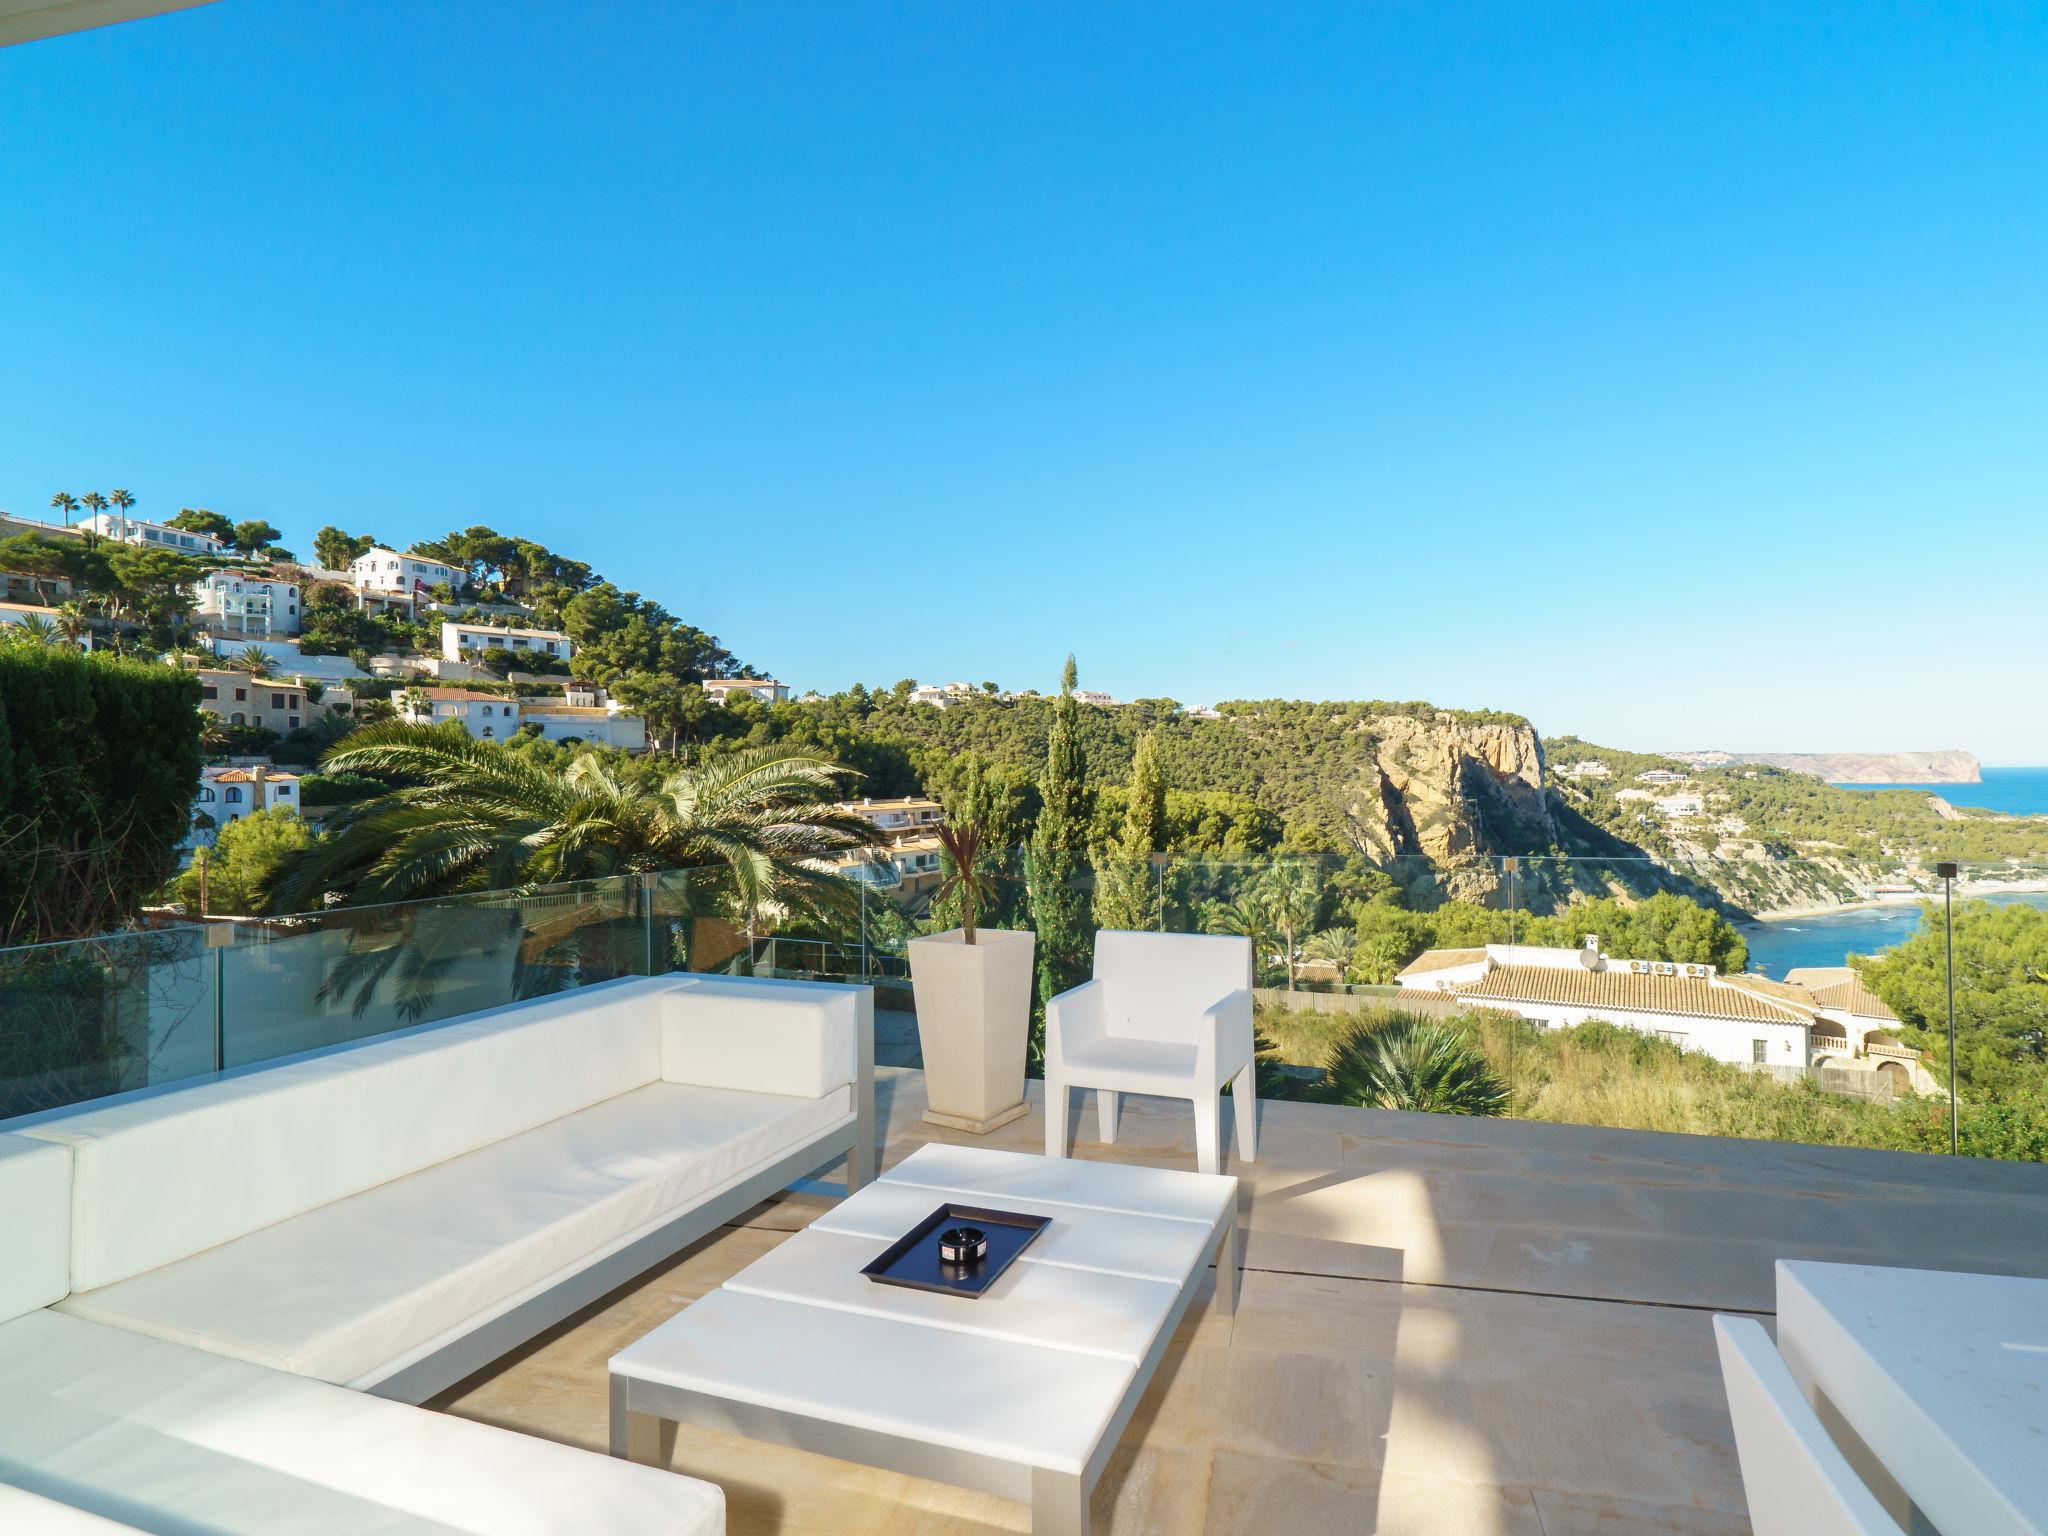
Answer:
861;1202;1051;1298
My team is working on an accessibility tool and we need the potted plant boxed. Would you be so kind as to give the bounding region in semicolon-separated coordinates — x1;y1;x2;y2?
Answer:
907;757;1035;1133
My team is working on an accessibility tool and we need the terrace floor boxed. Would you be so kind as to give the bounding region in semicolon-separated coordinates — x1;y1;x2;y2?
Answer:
435;1064;2048;1535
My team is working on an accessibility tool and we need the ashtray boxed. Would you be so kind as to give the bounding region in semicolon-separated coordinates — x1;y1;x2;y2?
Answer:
938;1226;987;1264
861;1203;1051;1298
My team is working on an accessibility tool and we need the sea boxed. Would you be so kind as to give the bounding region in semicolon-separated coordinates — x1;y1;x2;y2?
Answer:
1739;767;2048;976
1831;765;2048;818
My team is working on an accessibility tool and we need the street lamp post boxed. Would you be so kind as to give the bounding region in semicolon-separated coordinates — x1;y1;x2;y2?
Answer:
1937;860;1959;1155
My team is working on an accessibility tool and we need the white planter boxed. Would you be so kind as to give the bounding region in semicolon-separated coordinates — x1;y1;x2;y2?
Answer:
907;927;1037;1133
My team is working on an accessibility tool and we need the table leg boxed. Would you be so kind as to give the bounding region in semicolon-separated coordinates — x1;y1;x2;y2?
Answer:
1213;1214;1238;1319
610;1374;674;1466
1031;1466;1090;1536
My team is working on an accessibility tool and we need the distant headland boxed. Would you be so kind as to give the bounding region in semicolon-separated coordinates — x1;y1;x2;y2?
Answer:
1663;749;1982;785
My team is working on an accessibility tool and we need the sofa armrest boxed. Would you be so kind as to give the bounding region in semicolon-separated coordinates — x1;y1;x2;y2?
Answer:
661;976;862;1099
1196;987;1255;1087
1046;978;1107;1070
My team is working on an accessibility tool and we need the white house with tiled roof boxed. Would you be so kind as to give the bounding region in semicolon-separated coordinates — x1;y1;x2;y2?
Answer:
399;687;522;740
1784;967;1939;1094
1399;938;1934;1090
1400;938;1817;1072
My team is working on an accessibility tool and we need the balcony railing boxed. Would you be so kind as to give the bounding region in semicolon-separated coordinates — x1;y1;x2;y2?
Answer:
3;852;2042;1161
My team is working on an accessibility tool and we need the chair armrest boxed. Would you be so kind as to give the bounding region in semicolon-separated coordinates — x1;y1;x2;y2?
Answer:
660;976;861;1098
1197;987;1255;1085
1046;978;1107;1067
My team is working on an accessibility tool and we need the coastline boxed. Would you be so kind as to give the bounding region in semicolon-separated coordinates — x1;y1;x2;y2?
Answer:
1743;877;2048;924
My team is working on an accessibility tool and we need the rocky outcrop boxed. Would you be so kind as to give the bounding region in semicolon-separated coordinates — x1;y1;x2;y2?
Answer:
1341;715;1557;885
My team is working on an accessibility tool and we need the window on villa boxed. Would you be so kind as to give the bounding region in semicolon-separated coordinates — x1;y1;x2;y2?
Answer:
1751;1040;1768;1064
230;712;245;725
271;693;286;709
225;788;243;804
234;688;247;701
481;727;494;739
201;685;217;699
288;715;299;729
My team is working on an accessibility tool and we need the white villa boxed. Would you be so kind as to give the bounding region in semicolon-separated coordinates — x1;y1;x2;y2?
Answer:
400;684;645;750
908;682;975;707
183;763;301;856
1399;937;1936;1093
194;570;301;639
439;620;572;665
73;510;226;556
701;677;789;705
398;687;525;740
349;546;464;596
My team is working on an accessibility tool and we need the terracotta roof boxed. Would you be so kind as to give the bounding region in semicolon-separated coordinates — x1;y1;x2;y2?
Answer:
1398;948;1488;979
412;688;508;703
1452;966;1815;1025
1783;967;1899;1022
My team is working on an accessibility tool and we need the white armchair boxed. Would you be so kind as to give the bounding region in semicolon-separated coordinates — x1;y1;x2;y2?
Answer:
1044;930;1256;1175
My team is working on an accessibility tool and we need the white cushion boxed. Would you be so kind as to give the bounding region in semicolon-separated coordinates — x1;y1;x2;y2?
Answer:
0;1135;69;1322
662;975;858;1099
1092;931;1252;1043
0;1483;147;1533
0;1310;723;1536
24;975;680;1290
62;1081;853;1388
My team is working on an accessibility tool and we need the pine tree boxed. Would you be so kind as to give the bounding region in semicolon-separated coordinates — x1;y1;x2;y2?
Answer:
1091;729;1163;932
1027;655;1090;1042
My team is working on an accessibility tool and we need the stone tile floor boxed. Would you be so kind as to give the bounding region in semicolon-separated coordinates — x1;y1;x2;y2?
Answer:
436;1064;2048;1534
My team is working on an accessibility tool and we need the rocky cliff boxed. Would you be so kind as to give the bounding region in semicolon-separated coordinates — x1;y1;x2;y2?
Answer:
1342;715;1558;876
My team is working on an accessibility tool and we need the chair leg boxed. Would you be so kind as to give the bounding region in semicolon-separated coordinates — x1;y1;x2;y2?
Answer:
1046;1076;1069;1159
1231;1063;1257;1163
1193;1095;1220;1176
1097;1089;1120;1144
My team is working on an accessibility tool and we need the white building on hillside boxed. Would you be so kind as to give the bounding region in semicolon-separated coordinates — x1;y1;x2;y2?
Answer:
399;684;645;750
184;764;300;859
439;620;572;665
829;796;948;894
193;571;301;639
1398;939;1935;1093
350;547;464;596
399;687;522;740
74;511;226;555
908;682;975;707
521;683;646;750
1071;690;1120;707
701;678;789;706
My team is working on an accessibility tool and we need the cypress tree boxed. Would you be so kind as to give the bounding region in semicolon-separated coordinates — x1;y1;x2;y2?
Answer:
1091;730;1163;932
1027;655;1089;1040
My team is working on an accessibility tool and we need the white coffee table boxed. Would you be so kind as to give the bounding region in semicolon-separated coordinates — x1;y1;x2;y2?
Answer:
608;1143;1239;1535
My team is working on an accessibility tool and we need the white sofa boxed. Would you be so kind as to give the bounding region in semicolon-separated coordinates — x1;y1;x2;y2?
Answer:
0;971;877;1533
1045;930;1257;1176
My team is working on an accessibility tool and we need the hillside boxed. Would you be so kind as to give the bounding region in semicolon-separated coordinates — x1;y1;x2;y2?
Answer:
1667;749;1982;784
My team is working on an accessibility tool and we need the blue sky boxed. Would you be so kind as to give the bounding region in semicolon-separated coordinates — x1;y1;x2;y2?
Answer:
4;3;2045;758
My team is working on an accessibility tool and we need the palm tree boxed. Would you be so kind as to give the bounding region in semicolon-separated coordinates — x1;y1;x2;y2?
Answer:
52;602;89;647
234;644;272;676
266;726;876;923
8;613;57;645
1322;1015;1509;1116
108;488;137;520
1302;925;1356;980
49;491;80;523
1205;892;1281;986
80;491;110;526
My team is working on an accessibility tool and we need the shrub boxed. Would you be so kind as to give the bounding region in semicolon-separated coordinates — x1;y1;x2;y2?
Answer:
1323;1013;1509;1116
0;641;201;942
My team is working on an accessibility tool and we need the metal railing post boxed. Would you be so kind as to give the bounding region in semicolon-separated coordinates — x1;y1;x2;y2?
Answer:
207;922;233;1074
1938;860;1959;1154
642;871;658;976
